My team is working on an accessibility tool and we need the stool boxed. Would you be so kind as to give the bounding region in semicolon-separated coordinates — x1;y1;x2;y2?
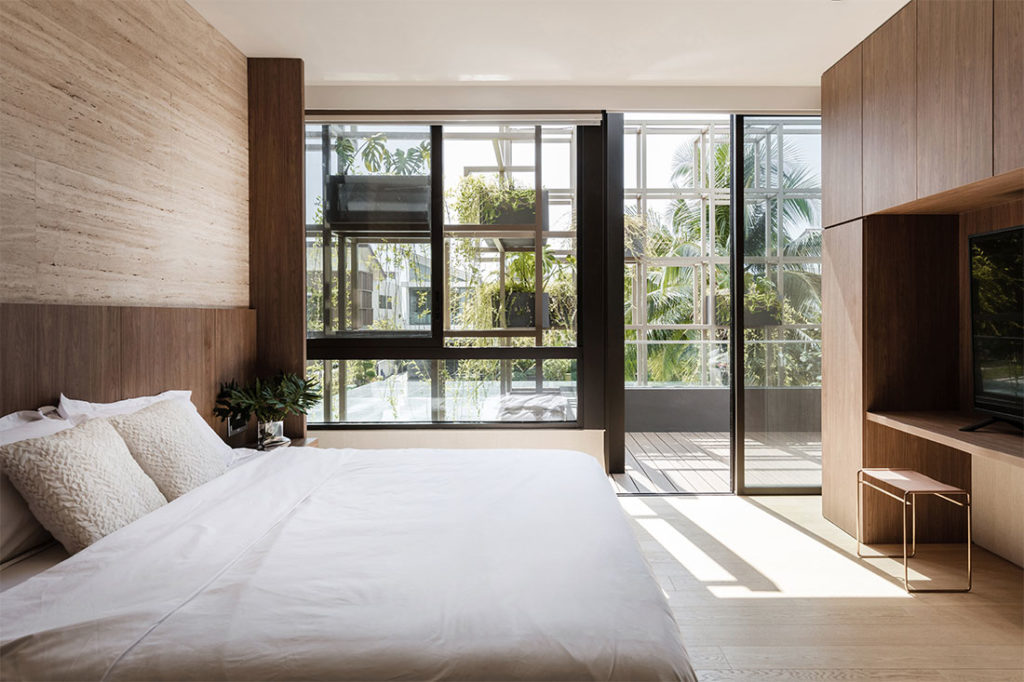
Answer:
857;468;971;593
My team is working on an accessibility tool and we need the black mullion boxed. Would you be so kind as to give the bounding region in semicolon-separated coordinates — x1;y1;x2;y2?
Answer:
603;112;625;474
321;125;333;334
310;420;581;431
730;114;745;495
308;342;580;362
430;125;444;345
579;125;605;432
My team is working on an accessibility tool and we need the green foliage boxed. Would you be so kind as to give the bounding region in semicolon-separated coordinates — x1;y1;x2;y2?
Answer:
335;131;430;176
628;134;822;387
451;176;536;225
214;373;322;431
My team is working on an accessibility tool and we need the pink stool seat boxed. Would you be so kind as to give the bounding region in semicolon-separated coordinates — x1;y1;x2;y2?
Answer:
860;468;966;495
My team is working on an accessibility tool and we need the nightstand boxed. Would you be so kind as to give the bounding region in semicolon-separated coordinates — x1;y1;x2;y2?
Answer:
246;437;319;450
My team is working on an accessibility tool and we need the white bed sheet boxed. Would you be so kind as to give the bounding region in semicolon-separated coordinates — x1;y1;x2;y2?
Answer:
0;447;694;681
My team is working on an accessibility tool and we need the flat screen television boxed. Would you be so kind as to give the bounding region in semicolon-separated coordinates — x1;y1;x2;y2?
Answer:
966;225;1024;430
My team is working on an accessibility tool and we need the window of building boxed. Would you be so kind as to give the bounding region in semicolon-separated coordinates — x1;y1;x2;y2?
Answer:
624;114;732;387
305;120;585;425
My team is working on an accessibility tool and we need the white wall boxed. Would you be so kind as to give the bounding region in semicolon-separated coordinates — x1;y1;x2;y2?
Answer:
306;85;820;113
315;429;607;470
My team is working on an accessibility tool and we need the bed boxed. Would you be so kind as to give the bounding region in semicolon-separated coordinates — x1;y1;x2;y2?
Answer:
1;446;695;681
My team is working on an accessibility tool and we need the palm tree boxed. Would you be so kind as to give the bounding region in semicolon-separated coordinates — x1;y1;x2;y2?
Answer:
628;125;822;387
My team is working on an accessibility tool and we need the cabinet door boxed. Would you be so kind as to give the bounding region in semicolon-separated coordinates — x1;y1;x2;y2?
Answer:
862;2;917;214
994;0;1024;175
821;46;862;228
821;220;864;536
917;0;993;196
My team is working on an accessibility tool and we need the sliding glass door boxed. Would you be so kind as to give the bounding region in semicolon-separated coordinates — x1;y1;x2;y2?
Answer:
736;116;823;493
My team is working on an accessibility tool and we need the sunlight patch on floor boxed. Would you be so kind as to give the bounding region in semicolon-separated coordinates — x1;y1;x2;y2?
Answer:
635;517;737;583
638;496;910;598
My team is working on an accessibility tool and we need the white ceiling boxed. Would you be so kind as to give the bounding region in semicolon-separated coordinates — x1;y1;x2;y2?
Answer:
187;0;905;87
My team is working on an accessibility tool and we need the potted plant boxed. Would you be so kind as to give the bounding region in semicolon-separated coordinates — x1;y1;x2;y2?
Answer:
326;131;431;226
214;373;322;450
450;176;548;227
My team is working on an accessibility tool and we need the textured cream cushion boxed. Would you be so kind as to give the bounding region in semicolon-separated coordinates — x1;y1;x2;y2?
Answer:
59;391;233;466
0;410;74;562
0;419;167;555
109;399;227;501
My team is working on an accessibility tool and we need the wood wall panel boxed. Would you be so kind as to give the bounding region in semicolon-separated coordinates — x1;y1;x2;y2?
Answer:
862;2;917;214
862;215;960;413
994;0;1024;175
821;47;863;228
39;306;122;406
957;199;1024;411
0;303;256;440
972;454;1024;567
120;307;213;425
821;221;864;536
0;0;249;307
248;59;307;438
916;0;993;197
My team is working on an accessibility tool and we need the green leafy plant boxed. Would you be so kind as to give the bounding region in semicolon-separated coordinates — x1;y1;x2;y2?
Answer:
214;373;322;434
450;175;536;225
335;131;430;176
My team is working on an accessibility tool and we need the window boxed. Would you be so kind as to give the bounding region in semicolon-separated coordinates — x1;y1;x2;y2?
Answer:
305;120;584;425
741;117;823;390
624;114;732;387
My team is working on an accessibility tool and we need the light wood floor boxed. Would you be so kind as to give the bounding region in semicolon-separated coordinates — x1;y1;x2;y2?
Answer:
623;495;1024;681
613;432;822;494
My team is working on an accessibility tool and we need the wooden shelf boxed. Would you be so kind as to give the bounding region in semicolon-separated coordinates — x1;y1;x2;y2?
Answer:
874;169;1023;216
866;411;1023;468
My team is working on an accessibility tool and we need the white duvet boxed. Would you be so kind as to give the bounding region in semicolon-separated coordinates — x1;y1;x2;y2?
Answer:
0;447;694;681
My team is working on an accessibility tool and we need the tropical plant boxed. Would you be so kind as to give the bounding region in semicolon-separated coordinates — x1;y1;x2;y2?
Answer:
335;130;430;176
629;130;822;387
214;373;322;433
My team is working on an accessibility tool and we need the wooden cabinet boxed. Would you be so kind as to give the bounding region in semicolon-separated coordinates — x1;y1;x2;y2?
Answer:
821;220;864;535
994;0;1024;175
822;214;965;542
862;2;917;214
916;0;993;197
821;46;862;228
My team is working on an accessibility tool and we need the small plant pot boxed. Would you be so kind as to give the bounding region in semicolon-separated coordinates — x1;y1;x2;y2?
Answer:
257;420;287;450
493;291;551;328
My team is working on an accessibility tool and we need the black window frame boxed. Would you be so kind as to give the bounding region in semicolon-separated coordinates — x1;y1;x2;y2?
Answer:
306;116;615;432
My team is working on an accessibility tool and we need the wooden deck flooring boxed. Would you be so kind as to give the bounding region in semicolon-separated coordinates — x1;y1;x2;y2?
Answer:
612;431;821;494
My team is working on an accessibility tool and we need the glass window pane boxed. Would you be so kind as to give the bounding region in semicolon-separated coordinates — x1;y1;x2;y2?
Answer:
623;113;730;390
647;265;697;325
306;123;433;339
340;236;431;334
743;116;822;490
441;359;576;422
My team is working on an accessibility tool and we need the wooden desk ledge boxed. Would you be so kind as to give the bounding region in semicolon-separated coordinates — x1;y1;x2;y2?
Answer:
866;411;1023;467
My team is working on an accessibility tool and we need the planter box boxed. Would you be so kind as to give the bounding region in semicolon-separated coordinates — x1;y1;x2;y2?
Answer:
493;291;550;328
326;174;429;228
744;307;782;327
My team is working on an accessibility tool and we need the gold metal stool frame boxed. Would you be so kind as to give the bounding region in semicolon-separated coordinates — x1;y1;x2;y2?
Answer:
857;468;972;593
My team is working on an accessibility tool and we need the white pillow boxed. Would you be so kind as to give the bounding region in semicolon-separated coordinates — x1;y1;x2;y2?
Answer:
59;391;233;465
0;419;167;555
109;399;227;500
0;410;74;563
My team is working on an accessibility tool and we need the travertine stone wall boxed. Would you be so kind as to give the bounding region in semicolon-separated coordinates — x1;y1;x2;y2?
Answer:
0;0;249;306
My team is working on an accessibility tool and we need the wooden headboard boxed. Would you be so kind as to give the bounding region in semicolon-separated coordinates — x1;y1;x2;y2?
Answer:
0;304;257;441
